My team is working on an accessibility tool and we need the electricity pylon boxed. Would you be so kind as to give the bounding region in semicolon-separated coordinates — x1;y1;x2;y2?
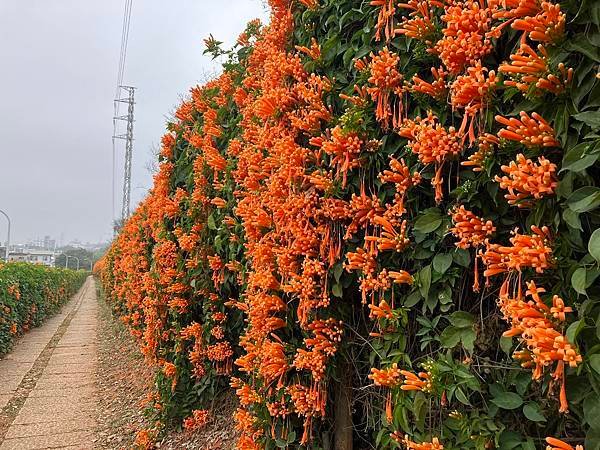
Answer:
113;86;136;222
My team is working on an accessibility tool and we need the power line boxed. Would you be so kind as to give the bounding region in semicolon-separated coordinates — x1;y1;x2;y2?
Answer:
112;0;135;232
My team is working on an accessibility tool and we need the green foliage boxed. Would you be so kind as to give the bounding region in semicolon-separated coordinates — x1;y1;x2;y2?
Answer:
0;262;86;356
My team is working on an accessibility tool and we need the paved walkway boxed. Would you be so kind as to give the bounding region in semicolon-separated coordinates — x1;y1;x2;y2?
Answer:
0;277;98;450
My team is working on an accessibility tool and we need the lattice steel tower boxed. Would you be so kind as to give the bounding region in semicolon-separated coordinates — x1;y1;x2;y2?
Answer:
113;86;136;222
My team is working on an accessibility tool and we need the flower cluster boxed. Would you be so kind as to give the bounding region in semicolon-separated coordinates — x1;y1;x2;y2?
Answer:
96;0;591;447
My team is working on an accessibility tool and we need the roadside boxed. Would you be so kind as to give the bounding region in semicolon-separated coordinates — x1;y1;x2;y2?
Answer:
94;286;238;450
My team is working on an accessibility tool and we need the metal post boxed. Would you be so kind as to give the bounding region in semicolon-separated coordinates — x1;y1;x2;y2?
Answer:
0;209;10;261
114;86;136;222
73;256;80;271
65;255;70;268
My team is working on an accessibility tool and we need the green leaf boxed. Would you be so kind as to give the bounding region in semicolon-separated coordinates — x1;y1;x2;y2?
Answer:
500;336;513;355
440;326;461;348
419;265;432;298
523;402;546;422
573;111;600;130
590;354;600;376
561;141;600;173
572;268;589;295
453;248;471;268
567;187;600;213
449;311;475;328
207;213;217;230
332;283;343;298
491;392;523;410
460;328;476;353
414;213;442;234
433;254;452;274
584;392;600;430
455;387;471;406
566;320;584;344
563;208;582;230
589;228;600;264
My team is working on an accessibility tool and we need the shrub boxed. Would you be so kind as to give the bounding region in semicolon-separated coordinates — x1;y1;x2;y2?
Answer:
97;0;600;448
0;262;87;356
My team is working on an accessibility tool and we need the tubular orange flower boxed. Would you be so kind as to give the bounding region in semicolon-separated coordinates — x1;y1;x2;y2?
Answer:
495;153;557;207
183;409;209;431
545;437;584;450
398;113;461;203
368;299;395;320
319;126;364;187
499;43;572;95
433;0;494;74
498;280;582;413
513;1;565;43
408;66;448;100
402;435;444;450
365;215;410;252
450;62;497;143
369;363;402;386
399;369;432;392
367;47;404;129
481;225;553;277
492;0;541;21
450;205;495;249
371;0;396;42
388;270;414;284
496;111;560;148
461;133;498;171
395;1;441;43
295;37;321;59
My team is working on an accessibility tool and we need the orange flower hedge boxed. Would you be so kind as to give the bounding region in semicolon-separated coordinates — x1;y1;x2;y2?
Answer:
97;0;600;448
0;262;86;356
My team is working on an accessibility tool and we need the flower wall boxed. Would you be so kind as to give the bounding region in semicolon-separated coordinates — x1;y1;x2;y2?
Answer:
96;0;600;448
0;262;87;356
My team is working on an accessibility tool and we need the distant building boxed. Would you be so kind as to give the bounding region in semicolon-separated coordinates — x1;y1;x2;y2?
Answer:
8;249;56;267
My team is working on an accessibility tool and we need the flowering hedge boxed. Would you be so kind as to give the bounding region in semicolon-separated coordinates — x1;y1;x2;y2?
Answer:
0;262;87;356
97;0;600;448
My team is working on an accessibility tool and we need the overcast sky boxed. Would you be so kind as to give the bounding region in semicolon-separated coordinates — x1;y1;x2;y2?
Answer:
0;1;268;245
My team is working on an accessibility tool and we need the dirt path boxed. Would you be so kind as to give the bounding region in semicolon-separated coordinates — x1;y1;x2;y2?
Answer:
0;277;98;450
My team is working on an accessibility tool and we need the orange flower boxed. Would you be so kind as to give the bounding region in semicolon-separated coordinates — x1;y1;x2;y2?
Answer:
368;300;395;320
367;47;404;128
545;437;584;450
495;153;557;207
496;111;560;148
399;369;432;392
408;66;448;100
498;280;581;413
512;1;565;43
183;409;209;431
398;113;461;203
388;270;414;285
450;205;495;249
211;197;227;208
499;43;572;95
450;62;497;143
369;363;402;386
298;0;319;9
396;1;441;43
461;133;498;172
318;126;364;187
365;215;410;253
400;435;444;450
433;0;494;74
371;0;396;42
295;37;321;59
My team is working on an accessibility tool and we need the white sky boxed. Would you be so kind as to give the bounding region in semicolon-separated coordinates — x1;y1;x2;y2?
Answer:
0;0;268;245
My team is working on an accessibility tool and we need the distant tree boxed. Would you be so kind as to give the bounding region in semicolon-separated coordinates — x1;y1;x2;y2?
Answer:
55;247;95;270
